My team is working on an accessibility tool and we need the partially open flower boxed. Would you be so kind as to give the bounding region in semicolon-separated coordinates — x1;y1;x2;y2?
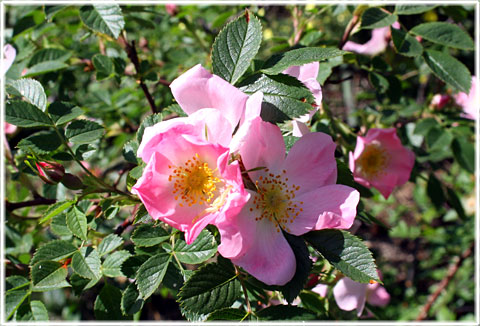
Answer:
349;128;415;199
35;161;65;184
333;276;390;317
429;94;450;110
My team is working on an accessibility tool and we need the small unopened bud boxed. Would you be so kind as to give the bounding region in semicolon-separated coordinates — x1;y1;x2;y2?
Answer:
430;94;450;110
35;161;65;184
60;173;84;190
165;4;178;16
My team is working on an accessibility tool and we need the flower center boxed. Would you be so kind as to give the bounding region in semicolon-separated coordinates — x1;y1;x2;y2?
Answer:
251;169;303;233
168;153;221;207
356;142;390;179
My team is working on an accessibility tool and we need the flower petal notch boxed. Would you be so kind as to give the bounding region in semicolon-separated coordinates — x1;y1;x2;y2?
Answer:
349;128;415;199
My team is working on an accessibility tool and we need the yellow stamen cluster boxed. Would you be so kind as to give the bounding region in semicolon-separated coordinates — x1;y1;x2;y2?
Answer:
250;168;303;233
356;142;390;179
168;153;221;207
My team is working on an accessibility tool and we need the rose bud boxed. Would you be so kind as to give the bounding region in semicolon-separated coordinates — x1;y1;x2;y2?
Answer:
35;161;65;184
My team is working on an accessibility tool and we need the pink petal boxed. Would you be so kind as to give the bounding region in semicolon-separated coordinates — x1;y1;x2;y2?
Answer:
312;283;328;298
291;120;311;137
233;117;286;179
3;44;16;75
455;76;478;120
289;184;359;234
343;27;390;57
4;122;17;135
282;132;337;194
333;277;368;316
230;215;296;286
241;91;263;125
188;108;234;147
169;64;248;128
367;284;390;307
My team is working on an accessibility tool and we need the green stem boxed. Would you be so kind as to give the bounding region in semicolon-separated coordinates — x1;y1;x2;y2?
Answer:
235;265;252;314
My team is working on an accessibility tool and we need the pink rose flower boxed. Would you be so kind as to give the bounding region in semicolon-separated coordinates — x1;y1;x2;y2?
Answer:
165;4;178;16
343;22;400;57
333;276;390;317
430;94;450;110
454;76;478;120
4;122;17;135
283;62;322;137
216;117;360;285
349;128;415;199
132;127;249;244
169;64;262;132
2;44;16;75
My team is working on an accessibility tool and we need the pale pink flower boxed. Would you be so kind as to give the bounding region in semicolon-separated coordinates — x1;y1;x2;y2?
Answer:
169;64;262;132
216;117;359;285
454;76;478;120
312;283;328;297
165;4;178;16
132;127;249;244
349;128;415;199
283;62;322;137
333;276;390;317
2;44;16;75
430;94;450;110
343;22;400;57
4;123;17;135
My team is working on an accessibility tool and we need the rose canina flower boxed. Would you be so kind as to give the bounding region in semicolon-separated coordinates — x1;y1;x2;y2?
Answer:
283;62;322;137
333;276;390;317
349;128;415;199
454;76;478;120
2;44;16;75
132;128;249;245
216;117;360;285
343;22;400;57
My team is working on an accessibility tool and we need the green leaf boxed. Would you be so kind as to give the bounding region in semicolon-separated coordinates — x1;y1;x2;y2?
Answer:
121;254;149;279
361;7;398;29
240;73;314;123
23;61;69;77
212;11;262;85
98;234;124;256
304;230;379;283
6;276;30;292
261;47;346;75
17;130;62;154
206;308;249;321
172;229;217;264
257;305;317;320
65;120;105;144
410;22;474;50
102;250;132;277
6;290;30;320
452;137;474;173
48;102;84;126
423;50;471;93
92;54;114;80
31;240;77;265
39;200;75;224
5;101;52;128
29;48;72;66
31;261;70;292
136;252;172;299
29;301;49;321
122;140;139;164
94;283;131;320
178;258;241;315
80;5;125;38
131;223;170;247
50;213;73;237
71;247;102;280
121;283;144;316
395;5;437;15
427;173;445;208
279;233;312;304
369;72;389;93
391;27;423;57
7;78;47;111
66;206;88;240
70;273;98;295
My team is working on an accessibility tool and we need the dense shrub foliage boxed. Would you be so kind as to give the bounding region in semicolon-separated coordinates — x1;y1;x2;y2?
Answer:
3;4;476;322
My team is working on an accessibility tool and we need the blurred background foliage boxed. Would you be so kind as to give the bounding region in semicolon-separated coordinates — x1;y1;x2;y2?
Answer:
4;3;476;322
